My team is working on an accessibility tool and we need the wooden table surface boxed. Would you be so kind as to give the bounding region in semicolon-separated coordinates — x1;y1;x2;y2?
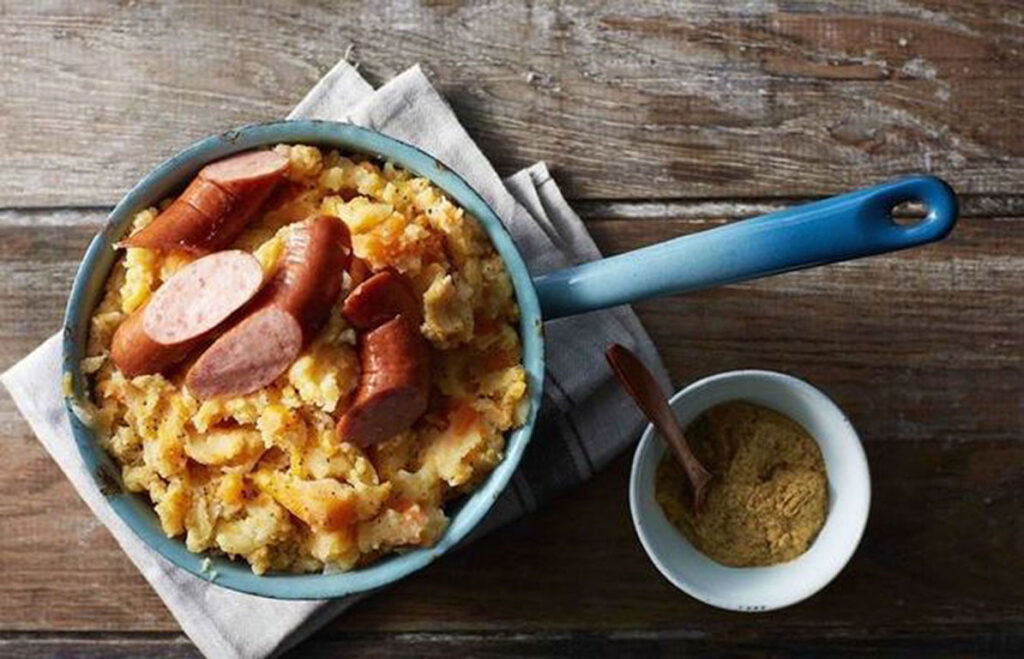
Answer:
2;1;1022;656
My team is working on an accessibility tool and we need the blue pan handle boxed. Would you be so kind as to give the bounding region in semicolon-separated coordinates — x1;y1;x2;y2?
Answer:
533;175;957;319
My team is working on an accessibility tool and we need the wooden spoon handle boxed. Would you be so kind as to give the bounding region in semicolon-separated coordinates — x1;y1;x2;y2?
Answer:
605;344;713;505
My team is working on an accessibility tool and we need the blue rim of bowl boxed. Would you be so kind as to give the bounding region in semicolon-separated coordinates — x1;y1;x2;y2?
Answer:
628;370;871;611
61;120;545;599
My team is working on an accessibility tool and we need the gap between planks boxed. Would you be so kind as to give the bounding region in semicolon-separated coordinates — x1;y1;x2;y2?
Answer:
1;193;1024;227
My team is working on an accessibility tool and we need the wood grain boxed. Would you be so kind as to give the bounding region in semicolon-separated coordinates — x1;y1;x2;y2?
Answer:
0;212;1019;640
3;625;1022;659
2;1;1022;654
2;0;1023;206
3;430;1024;638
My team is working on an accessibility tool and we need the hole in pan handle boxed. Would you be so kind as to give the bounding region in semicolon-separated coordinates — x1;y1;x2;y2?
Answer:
532;175;958;320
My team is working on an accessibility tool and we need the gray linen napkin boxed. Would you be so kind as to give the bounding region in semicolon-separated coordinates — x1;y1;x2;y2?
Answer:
1;61;670;658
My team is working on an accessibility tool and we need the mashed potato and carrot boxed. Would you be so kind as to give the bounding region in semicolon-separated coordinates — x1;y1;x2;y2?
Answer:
83;145;528;574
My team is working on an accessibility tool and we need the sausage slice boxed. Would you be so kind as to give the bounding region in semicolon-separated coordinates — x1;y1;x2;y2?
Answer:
182;307;303;399
110;305;193;379
121;150;288;253
335;315;431;447
185;215;351;399
111;250;265;377
341;269;422;330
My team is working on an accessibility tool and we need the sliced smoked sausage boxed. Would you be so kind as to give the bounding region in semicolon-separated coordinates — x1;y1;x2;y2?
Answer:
185;215;351;399
341;268;422;330
179;306;303;398
120;150;289;253
110;250;265;377
335;315;431;447
265;214;351;340
110;305;192;379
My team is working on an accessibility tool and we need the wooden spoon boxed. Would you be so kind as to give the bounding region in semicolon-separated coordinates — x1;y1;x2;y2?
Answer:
605;343;713;512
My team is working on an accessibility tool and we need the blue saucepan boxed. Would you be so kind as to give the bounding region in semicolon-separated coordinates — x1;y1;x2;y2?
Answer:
62;120;957;599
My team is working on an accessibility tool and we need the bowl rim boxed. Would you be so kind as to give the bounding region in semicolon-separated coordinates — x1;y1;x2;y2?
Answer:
61;120;545;599
628;369;871;612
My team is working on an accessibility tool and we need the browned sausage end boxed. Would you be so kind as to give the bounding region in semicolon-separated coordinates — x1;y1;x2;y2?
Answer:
120;150;289;253
336;315;431;447
341;268;422;330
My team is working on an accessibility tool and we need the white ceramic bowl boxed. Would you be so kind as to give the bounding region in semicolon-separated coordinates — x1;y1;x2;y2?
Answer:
629;370;870;611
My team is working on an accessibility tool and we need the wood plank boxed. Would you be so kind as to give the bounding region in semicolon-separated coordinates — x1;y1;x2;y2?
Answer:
599;217;1024;444
2;1;1023;206
0;636;199;659
575;194;1024;222
2;626;1022;658
0;213;1019;634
